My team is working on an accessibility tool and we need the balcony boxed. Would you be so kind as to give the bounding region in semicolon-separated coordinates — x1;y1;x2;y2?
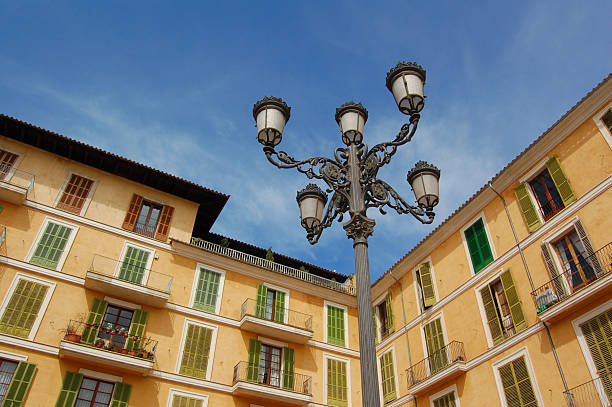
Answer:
406;341;467;395
58;320;157;374
232;361;312;405
0;164;34;205
84;255;173;307
239;299;313;344
564;373;611;407
532;242;612;323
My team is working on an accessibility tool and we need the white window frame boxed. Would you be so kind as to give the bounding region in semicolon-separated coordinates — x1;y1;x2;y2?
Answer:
0;145;24;183
103;296;141;310
429;384;461;407
474;268;513;348
0;273;56;341
460;212;496;275
541;217;584;295
419;312;449;377
373;291;390;340
377;345;399;405
323;353;351;407
115;241;155;285
166;388;209;407
78;368;122;383
175;318;218;381
571;299;612;383
324;300;349;348
53;171;98;217
412;258;439;313
492;347;544;407
189;264;226;315
593;101;612;149
0;350;28;362
263;282;290;324
25;217;79;271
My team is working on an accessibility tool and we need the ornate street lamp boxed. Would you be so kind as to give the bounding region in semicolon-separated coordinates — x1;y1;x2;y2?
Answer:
253;61;440;407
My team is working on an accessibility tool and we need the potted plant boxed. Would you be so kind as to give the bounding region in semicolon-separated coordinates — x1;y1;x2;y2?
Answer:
65;322;81;343
94;338;105;348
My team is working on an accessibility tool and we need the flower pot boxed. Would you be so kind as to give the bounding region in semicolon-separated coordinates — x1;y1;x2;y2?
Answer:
121;349;129;354
129;350;137;356
65;333;81;343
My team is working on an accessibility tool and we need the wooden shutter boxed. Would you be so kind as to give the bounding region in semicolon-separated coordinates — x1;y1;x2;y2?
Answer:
424;318;448;373
255;285;267;319
118;246;150;284
327;306;345;347
546;156;576;207
480;285;504;345
81;298;108;345
155;205;174;241
574;219;604;276
580;309;612;380
419;262;436;307
0;279;48;338
373;306;379;345
498;356;538;407
122;194;143;230
327;358;348;407
541;243;567;299
54;372;83;407
385;293;394;334
274;291;286;323
30;222;72;269
179;324;213;379
125;309;148;351
380;351;397;403
56;174;94;214
500;270;527;333
465;224;481;271
514;183;542;232
282;347;295;390
172;395;203;407
433;392;457;407
193;268;221;313
475;219;494;267
109;382;131;407
247;339;262;382
1;361;36;407
465;219;493;273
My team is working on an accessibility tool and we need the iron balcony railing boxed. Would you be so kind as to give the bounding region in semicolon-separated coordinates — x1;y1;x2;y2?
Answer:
241;298;313;331
62;319;157;361
190;237;355;296
564;372;612;407
532;242;612;314
88;254;173;294
406;341;466;387
232;361;312;395
0;163;35;195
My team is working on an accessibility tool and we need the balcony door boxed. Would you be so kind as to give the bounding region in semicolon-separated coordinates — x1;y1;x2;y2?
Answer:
554;231;596;291
258;344;282;387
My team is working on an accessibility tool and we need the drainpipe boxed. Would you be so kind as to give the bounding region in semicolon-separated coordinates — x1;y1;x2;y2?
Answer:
389;269;417;407
487;183;574;407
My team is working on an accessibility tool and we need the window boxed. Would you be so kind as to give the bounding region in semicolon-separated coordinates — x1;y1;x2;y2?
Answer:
0;277;52;338
415;261;437;310
373;293;394;343
326;357;348;407
117;244;152;285
122;194;174;241
28;219;77;270
497;356;539;407
55;372;131;407
423;318;447;374
0;359;17;403
514;156;576;231
178;323;215;380
0;149;19;180
480;270;527;346
579;308;612;401
379;350;397;404
192;267;224;313
246;339;295;391
56;174;95;215
0;359;36;406
553;230;596;291
433;392;457;407
463;218;494;273
169;390;208;407
601;108;612;133
326;303;347;347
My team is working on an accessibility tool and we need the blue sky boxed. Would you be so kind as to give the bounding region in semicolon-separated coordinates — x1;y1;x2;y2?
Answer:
1;1;611;281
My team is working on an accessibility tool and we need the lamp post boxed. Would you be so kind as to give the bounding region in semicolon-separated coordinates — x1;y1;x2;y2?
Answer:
253;61;440;407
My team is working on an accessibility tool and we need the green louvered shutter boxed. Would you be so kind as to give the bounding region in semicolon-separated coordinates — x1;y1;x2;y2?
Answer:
274;291;286;323
498;356;538;407
419;262;436;307
380;351;397;403
327;358;348;407
514;183;542;232
54;372;83;407
1;361;36;407
475;219;494;268
255;285;267;319
424;318;448;374
247;339;261;382
125;309;148;351
500;270;527;333
385;293;394;334
172;395;203;407
433;392;456;407
481;285;504;345
547;156;576;207
117;246;150;284
109;382;131;407
580;309;612;401
179;324;213;379
81;298;108;345
373;306;379;345
0;279;48;338
30;222;72;269
193;268;221;313
465;219;493;273
282;347;295;390
327;306;345;347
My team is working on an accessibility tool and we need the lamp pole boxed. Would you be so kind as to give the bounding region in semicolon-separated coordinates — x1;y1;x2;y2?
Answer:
253;61;441;407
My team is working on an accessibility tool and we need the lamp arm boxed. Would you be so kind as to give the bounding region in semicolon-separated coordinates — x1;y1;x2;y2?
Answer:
364;178;435;224
306;192;349;244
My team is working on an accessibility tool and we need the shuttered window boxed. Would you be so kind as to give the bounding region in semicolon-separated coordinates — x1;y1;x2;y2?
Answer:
380;351;397;403
433;392;457;407
0;360;36;407
117;245;151;284
193;268;222;313
417;262;436;308
254;284;286;323
172;394;204;407
327;305;346;347
56;174;94;214
514;183;542;232
29;221;73;269
424;318;448;374
602;108;612;132
179;324;214;379
580;308;612;401
0;150;19;180
464;218;494;273
55;373;131;407
498;356;538;407
327;358;348;407
0;279;49;338
122;194;174;241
